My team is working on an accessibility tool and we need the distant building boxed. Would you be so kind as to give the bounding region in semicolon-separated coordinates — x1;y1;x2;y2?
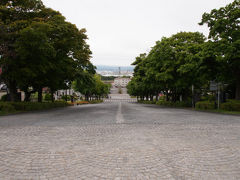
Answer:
113;77;131;87
96;65;134;77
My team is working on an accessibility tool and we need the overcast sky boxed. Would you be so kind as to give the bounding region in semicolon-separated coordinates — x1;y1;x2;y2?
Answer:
42;0;233;66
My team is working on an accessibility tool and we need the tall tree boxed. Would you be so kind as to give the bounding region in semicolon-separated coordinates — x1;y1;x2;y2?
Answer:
0;0;44;101
15;22;56;102
0;1;93;102
199;0;240;99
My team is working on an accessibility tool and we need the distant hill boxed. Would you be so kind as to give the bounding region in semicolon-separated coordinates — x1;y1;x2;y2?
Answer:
96;65;134;72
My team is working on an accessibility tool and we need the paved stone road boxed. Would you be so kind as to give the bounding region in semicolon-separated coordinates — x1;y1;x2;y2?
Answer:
0;102;240;179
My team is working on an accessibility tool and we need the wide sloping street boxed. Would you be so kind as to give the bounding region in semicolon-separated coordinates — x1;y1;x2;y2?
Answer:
0;99;240;179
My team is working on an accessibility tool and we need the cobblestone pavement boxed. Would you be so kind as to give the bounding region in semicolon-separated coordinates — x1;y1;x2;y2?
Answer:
0;102;240;179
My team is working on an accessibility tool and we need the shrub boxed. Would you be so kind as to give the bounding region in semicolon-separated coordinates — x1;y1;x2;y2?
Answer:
220;100;240;111
61;95;71;101
44;93;52;102
0;94;8;102
201;95;215;101
1;102;69;112
0;102;15;112
159;95;166;101
156;100;191;107
156;100;173;106
138;100;156;104
174;101;192;107
89;100;103;104
195;101;215;110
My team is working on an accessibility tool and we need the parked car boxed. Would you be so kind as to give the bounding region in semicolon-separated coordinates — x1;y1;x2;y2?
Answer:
0;83;7;91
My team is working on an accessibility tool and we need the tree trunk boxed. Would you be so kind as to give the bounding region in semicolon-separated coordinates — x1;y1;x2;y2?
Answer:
8;81;18;102
24;91;31;102
236;78;240;100
38;88;43;102
166;90;169;101
150;95;153;101
51;90;54;102
85;94;89;101
156;93;159;101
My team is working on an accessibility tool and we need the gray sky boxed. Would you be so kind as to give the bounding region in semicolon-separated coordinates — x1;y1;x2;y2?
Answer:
42;0;233;66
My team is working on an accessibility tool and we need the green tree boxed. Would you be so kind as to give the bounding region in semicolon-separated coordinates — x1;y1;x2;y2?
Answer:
145;32;205;102
0;1;92;102
0;0;44;101
73;67;96;101
199;0;240;99
15;22;56;102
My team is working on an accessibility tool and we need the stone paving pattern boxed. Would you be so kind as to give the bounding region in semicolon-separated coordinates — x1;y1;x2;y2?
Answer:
0;102;240;179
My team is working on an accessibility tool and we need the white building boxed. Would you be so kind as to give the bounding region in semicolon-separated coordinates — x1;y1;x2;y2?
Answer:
55;89;82;100
113;77;131;87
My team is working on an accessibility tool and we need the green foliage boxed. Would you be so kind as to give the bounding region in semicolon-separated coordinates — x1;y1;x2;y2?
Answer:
0;102;69;113
61;95;71;101
44;93;52;101
73;74;110;100
128;32;206;102
0;94;8;102
138;100;156;104
195;101;215;110
137;99;191;107
156;100;191;107
89;100;103;104
199;0;240;99
128;0;240;103
201;94;215;101
0;102;15;112
220;100;240;111
0;0;93;102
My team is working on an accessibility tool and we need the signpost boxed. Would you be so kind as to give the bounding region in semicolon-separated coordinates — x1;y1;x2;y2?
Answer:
210;81;221;109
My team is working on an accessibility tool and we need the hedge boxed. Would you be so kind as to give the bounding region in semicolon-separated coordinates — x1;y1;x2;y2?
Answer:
195;100;240;112
195;101;215;110
0;103;15;112
0;101;69;113
89;100;103;104
138;100;156;104
156;100;191;107
220;100;240;111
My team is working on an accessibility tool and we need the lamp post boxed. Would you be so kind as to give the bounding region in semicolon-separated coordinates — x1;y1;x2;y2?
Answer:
192;84;194;108
217;83;221;109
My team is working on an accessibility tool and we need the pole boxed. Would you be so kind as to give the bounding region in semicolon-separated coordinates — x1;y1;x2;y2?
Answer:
218;83;220;109
192;84;194;108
